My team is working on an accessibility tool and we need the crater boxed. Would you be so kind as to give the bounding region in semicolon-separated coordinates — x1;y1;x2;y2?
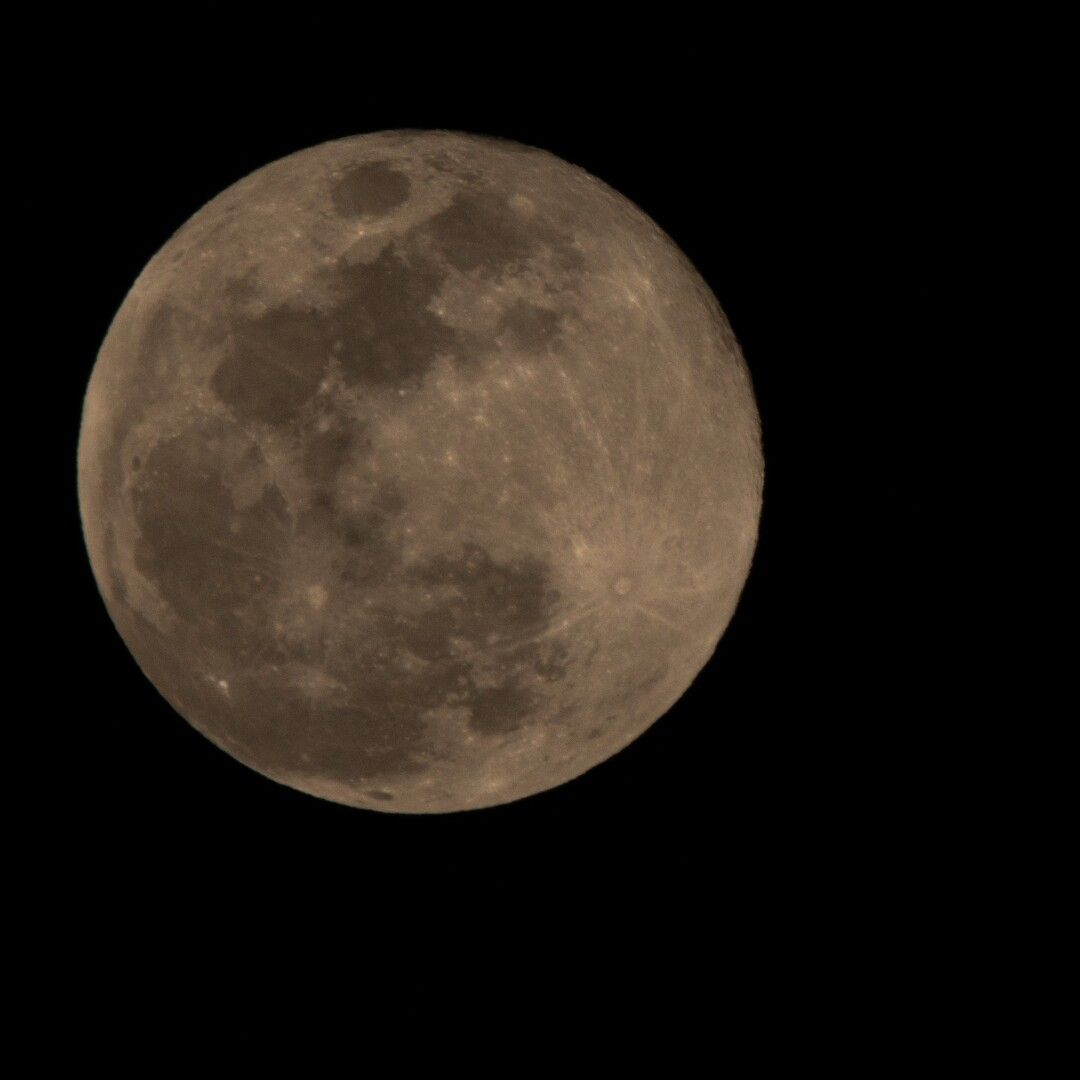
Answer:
330;162;410;219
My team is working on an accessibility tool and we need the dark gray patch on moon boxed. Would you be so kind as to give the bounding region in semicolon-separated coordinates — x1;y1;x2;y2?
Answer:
499;299;563;351
132;421;290;643
211;303;333;425
302;415;367;485
394;543;562;737
217;538;561;787
424;191;536;275
222;689;433;786
330;247;459;389
330;162;410;219
128;401;565;787
212;243;460;426
469;680;536;736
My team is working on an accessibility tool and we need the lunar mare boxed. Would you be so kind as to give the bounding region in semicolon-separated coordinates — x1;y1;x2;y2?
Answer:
78;131;763;813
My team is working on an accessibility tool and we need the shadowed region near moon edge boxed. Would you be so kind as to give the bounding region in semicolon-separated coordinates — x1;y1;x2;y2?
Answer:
78;130;763;813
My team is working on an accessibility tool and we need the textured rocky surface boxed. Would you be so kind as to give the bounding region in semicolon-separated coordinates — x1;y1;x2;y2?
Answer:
78;131;763;812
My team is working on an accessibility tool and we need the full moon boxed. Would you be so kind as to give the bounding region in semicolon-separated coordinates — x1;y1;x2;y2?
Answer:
78;131;763;813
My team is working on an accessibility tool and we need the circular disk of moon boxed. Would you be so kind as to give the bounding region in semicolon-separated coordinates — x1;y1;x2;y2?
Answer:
78;130;763;813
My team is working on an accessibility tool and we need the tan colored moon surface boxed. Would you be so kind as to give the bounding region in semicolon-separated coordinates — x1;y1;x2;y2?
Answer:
78;131;763;813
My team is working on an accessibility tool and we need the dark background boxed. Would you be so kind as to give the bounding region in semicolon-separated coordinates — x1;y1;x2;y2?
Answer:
22;24;1012;1041
48;61;882;907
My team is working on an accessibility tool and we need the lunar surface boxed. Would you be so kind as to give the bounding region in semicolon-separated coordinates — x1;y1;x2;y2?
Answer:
78;131;763;812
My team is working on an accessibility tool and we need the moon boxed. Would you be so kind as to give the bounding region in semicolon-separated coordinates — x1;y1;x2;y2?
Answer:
78;131;763;813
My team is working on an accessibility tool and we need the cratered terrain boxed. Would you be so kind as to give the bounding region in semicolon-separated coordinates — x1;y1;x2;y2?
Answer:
78;130;763;812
